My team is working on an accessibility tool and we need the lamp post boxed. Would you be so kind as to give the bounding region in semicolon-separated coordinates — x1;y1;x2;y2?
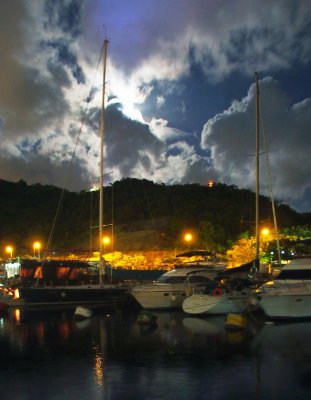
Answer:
33;241;41;259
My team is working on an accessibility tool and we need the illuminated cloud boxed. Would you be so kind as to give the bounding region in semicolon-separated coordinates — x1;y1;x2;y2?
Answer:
201;78;311;210
0;0;310;212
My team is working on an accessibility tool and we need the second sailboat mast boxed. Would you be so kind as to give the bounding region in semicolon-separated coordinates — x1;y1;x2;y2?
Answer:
99;39;109;284
255;72;260;266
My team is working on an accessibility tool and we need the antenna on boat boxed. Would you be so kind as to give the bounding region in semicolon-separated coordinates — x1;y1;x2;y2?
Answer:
99;37;109;285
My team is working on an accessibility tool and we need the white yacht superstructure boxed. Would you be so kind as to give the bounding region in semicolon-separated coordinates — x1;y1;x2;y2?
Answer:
130;263;225;310
255;257;311;319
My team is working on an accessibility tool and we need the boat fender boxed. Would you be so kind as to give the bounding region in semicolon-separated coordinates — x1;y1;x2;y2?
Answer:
186;287;193;297
212;288;223;296
171;294;177;301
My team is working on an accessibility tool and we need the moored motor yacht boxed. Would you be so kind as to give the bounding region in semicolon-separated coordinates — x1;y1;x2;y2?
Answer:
182;261;257;315
130;262;225;310
182;285;252;316
254;255;311;319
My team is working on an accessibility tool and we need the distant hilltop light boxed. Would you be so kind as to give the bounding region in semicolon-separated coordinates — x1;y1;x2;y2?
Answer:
207;180;215;187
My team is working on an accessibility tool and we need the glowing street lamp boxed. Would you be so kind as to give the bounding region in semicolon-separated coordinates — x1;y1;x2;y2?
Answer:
103;236;111;245
33;241;41;259
184;233;193;244
261;228;270;236
5;245;13;258
102;236;111;252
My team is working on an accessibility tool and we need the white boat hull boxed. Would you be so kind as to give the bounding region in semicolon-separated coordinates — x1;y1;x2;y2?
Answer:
182;293;249;315
131;286;191;309
258;293;311;319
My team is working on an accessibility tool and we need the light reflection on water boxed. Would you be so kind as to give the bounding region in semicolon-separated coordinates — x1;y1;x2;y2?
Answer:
93;344;104;387
0;307;311;399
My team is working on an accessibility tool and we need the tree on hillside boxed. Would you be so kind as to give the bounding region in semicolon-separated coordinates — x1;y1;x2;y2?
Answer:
198;221;226;253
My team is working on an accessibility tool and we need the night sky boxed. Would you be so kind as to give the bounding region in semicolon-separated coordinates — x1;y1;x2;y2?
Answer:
0;0;310;212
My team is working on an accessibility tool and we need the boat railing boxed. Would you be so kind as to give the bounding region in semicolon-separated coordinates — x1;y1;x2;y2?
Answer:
263;279;311;293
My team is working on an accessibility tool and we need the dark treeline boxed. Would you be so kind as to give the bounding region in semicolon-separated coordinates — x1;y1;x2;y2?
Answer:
0;178;310;253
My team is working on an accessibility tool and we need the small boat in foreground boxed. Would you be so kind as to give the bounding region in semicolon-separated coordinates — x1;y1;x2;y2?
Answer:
182;287;252;315
182;261;256;315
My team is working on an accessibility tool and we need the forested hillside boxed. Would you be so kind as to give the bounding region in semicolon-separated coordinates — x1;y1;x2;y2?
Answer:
0;178;309;254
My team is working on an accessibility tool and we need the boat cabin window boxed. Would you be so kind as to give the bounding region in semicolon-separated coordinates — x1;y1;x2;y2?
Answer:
34;267;42;278
157;276;187;284
277;269;311;280
56;267;71;279
21;268;34;278
68;268;80;280
156;275;213;284
188;276;212;283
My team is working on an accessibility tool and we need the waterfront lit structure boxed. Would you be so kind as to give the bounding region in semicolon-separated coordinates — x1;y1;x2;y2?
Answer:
33;241;42;259
207;179;215;187
5;245;13;258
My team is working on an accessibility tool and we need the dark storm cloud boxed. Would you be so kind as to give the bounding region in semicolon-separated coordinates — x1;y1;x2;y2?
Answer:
84;106;101;132
179;154;214;186
104;103;165;176
41;1;86;83
42;39;86;84
82;101;166;180
46;60;71;87
0;1;71;138
0;60;69;138
0;0;89;146
43;0;84;38
0;150;90;192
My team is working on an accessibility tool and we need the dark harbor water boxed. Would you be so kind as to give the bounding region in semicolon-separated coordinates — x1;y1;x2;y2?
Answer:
1;307;311;400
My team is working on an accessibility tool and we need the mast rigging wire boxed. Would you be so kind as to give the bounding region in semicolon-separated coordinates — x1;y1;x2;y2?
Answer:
39;46;105;271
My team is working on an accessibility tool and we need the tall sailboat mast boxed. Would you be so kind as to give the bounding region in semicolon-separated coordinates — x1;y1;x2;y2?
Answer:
99;39;109;285
255;72;260;268
254;72;281;270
